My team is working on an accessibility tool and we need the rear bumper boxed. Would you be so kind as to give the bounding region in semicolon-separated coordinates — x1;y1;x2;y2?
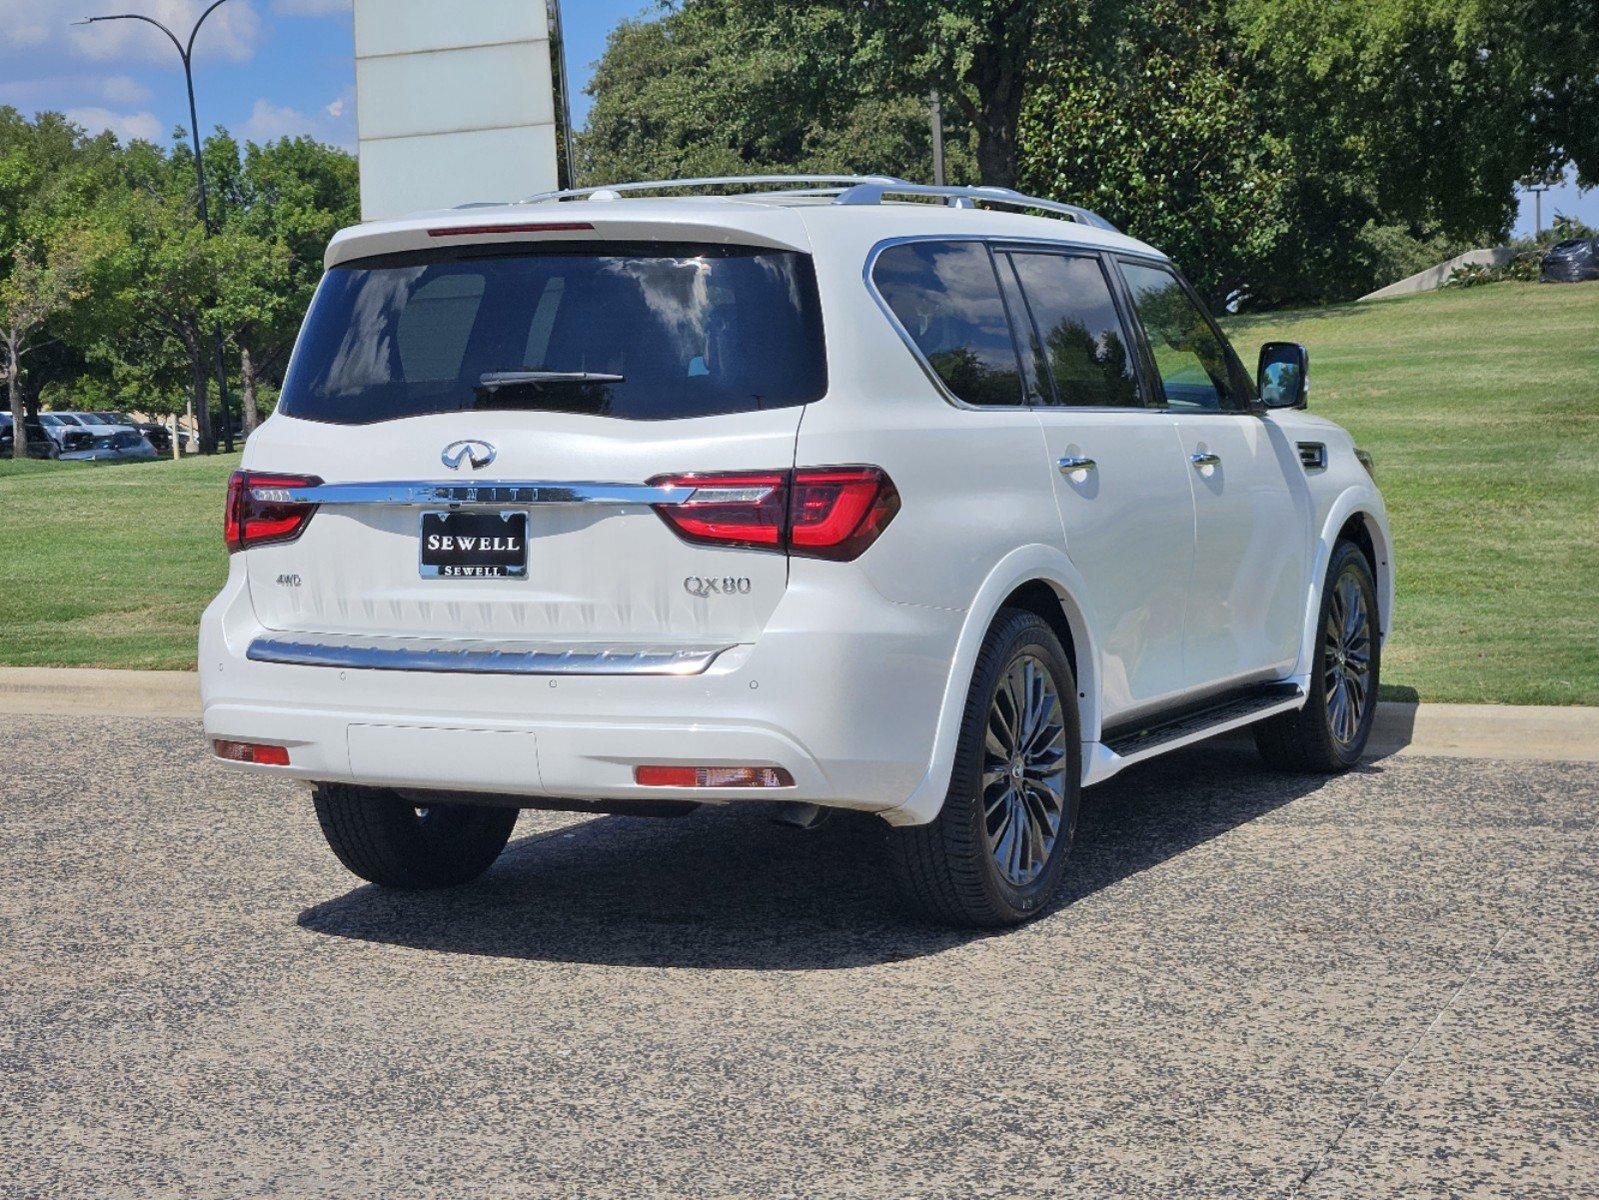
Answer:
199;563;961;813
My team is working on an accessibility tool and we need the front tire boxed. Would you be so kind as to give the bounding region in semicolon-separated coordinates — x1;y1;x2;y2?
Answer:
312;784;518;888
890;608;1081;928
1254;539;1381;772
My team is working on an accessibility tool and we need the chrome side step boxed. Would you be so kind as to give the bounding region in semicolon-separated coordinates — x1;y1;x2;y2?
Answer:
1103;683;1305;759
247;635;734;677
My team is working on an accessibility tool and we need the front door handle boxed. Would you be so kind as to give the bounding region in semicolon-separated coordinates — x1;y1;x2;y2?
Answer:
1057;455;1097;475
1189;451;1222;468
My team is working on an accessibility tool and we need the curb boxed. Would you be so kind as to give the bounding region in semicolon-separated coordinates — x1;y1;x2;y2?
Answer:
0;667;200;718
0;668;1594;765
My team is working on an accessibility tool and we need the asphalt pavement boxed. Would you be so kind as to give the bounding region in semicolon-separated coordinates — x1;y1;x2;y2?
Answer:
3;716;1595;1198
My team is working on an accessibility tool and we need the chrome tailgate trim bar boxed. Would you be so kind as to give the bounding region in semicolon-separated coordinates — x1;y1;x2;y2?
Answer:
251;480;694;508
247;636;734;676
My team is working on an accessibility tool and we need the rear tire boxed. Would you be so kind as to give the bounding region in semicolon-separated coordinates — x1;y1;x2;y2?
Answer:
1254;539;1380;772
312;784;518;888
890;608;1081;928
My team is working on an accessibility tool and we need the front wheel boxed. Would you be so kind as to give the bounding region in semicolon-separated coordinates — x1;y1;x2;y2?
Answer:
312;784;518;888
1254;540;1381;772
890;608;1081;928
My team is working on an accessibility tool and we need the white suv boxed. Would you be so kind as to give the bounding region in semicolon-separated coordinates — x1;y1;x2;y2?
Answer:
200;175;1391;927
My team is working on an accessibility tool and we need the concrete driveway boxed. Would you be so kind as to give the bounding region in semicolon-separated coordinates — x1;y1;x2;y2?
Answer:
3;715;1595;1198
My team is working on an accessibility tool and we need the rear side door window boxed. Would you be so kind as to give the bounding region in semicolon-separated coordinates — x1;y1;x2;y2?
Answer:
872;240;1025;406
1118;260;1248;412
1004;251;1142;408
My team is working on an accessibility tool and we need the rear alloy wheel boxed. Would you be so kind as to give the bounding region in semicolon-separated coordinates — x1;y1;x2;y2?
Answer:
890;608;1081;927
1255;539;1380;772
312;784;518;888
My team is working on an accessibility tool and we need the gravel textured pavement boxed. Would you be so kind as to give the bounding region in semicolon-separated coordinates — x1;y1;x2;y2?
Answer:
3;716;1595;1198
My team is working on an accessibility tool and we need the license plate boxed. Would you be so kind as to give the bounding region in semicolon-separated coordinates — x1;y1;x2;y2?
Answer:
419;510;527;579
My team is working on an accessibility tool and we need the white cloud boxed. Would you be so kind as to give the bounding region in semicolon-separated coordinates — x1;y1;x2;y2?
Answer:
65;106;164;143
241;97;304;141
101;74;152;104
0;72;156;110
62;1;263;65
271;0;350;14
241;88;355;149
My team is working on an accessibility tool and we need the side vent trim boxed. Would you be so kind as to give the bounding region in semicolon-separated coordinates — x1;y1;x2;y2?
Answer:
1297;441;1329;470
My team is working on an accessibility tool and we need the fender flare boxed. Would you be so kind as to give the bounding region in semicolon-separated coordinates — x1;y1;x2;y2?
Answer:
1294;486;1395;679
880;544;1101;827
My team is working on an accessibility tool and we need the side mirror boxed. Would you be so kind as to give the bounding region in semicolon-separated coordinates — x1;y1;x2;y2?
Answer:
1257;341;1308;409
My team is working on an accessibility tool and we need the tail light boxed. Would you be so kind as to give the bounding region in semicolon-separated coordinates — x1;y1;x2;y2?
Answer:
213;739;290;766
648;466;899;561
634;765;794;788
225;471;321;552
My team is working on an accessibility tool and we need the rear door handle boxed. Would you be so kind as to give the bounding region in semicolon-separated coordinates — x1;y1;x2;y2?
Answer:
1189;451;1222;468
1057;455;1097;474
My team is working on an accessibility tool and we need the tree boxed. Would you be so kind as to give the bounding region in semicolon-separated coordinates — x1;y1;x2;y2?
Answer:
1020;0;1289;306
0;108;125;454
580;0;977;185
1229;0;1599;303
100;186;229;451
214;134;358;434
848;0;1047;187
1;227;102;456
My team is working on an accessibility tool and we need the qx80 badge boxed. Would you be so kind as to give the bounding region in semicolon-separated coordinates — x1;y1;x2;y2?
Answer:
684;575;753;598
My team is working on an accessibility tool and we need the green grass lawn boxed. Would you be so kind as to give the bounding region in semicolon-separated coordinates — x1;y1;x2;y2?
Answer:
1225;280;1599;705
0;453;239;670
2;279;1596;700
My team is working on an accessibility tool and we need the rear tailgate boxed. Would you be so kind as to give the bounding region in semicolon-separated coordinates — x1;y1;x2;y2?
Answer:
236;222;825;652
241;409;801;646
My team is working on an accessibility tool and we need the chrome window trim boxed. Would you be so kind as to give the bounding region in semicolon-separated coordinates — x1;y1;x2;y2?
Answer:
247;635;734;676
862;234;1170;416
250;480;695;508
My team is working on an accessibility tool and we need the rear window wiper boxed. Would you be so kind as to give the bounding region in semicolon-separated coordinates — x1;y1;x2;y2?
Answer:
477;370;626;392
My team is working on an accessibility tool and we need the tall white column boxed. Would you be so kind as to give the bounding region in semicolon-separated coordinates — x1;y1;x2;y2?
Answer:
353;0;561;220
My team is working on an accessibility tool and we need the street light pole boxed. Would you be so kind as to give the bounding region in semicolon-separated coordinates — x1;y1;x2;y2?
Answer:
548;0;578;190
1527;183;1550;238
78;1;238;454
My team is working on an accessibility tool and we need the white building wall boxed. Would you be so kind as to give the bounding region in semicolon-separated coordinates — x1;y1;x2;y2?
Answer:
353;0;560;220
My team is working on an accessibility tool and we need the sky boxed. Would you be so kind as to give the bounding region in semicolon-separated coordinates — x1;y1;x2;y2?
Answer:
2;0;1592;239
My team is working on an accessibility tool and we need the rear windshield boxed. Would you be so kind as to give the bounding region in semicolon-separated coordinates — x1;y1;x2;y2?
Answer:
278;242;827;424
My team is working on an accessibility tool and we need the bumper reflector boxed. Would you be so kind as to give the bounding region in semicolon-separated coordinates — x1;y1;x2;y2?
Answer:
634;765;794;789
213;739;291;766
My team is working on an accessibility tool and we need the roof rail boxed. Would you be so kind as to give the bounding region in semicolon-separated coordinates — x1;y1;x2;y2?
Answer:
834;180;1119;231
522;173;1119;233
525;174;908;204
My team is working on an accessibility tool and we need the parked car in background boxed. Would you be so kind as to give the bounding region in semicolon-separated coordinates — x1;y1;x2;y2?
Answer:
2;415;61;458
133;422;175;455
2;415;63;457
60;411;130;439
203;174;1391;928
35;414;90;451
59;430;159;463
1541;237;1599;283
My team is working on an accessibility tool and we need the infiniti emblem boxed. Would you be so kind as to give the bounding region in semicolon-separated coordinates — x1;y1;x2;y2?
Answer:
441;439;496;471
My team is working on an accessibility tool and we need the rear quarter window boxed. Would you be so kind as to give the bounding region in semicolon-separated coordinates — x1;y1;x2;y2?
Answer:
871;240;1024;407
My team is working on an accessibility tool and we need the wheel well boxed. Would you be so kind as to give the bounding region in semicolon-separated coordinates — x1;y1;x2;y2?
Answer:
1338;512;1376;573
1336;511;1385;627
1001;580;1081;690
